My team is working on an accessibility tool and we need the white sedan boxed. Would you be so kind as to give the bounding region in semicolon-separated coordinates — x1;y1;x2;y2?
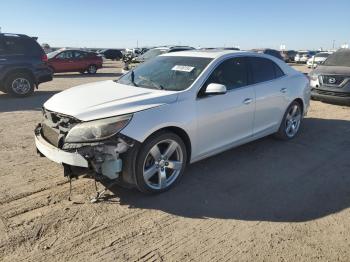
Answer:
35;50;310;193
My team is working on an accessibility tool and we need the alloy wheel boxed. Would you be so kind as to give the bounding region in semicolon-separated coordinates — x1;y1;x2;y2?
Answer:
88;65;97;74
285;104;301;138
143;139;184;190
12;78;31;95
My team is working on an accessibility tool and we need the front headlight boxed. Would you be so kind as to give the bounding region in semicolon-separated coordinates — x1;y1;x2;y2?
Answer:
309;74;319;81
65;114;132;143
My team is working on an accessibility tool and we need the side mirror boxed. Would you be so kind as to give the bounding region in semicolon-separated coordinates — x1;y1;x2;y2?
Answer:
205;83;227;95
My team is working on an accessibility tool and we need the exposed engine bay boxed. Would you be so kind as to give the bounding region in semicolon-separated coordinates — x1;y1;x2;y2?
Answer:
35;108;138;201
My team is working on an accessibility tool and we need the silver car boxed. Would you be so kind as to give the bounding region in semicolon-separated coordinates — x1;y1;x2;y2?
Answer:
35;50;310;193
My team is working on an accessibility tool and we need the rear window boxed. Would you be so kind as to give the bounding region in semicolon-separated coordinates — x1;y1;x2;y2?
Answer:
250;57;284;83
250;57;275;83
3;36;43;56
323;50;350;67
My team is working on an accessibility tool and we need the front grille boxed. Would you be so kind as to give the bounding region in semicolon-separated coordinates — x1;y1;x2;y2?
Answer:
41;109;80;148
313;89;350;97
321;75;346;86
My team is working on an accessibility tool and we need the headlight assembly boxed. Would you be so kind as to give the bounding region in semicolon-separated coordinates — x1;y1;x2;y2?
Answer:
309;73;319;81
65;114;132;143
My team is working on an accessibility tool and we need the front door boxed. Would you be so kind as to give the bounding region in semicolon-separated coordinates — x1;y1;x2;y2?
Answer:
196;57;255;158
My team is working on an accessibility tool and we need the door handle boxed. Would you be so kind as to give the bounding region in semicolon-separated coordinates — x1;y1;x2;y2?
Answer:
243;98;253;104
0;58;7;61
280;88;287;93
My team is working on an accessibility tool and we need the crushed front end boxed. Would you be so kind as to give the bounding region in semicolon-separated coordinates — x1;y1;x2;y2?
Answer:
34;108;138;187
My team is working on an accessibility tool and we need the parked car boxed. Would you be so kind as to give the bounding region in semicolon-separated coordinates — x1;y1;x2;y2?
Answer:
35;50;309;194
252;49;284;60
0;33;52;97
123;46;194;72
47;49;103;74
309;48;350;104
98;49;123;60
294;51;316;63
280;50;297;62
134;46;195;63
307;52;332;68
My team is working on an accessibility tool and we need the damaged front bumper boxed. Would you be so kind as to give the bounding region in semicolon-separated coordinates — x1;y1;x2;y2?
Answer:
34;124;136;182
35;130;89;167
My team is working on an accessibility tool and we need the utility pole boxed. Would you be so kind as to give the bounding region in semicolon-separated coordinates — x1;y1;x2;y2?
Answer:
332;40;335;49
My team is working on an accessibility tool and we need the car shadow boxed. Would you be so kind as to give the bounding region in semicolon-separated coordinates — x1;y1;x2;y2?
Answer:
104;117;350;222
53;73;123;79
0;91;59;112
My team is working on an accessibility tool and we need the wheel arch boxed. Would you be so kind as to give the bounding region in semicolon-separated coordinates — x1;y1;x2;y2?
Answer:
145;126;192;164
4;68;36;84
293;97;304;114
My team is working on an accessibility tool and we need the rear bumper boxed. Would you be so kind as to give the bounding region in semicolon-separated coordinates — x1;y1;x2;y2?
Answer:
36;68;53;85
35;132;88;168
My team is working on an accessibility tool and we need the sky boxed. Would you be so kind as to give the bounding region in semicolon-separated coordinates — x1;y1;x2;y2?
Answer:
1;0;349;50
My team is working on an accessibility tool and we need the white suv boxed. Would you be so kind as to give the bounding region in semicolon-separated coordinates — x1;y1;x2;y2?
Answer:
35;50;310;193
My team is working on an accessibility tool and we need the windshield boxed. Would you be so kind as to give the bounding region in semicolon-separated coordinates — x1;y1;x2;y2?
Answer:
117;56;213;91
323;50;350;67
47;50;61;59
139;49;168;61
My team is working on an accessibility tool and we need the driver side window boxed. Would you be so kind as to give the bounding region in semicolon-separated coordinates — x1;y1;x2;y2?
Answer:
57;51;74;59
206;57;249;91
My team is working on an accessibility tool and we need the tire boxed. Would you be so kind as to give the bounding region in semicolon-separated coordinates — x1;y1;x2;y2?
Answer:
134;131;187;194
87;65;98;74
5;72;34;97
274;101;303;140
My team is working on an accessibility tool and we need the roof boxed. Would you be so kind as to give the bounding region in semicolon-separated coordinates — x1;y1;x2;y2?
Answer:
162;49;247;58
152;46;194;50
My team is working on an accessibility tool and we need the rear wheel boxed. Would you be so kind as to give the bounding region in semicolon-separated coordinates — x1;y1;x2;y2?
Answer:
275;101;302;140
87;65;97;74
135;132;187;194
5;72;34;97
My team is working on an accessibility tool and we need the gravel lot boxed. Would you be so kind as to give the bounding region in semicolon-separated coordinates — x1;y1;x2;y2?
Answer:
1;61;350;261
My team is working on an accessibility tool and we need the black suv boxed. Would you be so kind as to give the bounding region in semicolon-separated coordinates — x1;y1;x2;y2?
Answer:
98;49;123;60
0;33;52;97
309;49;350;105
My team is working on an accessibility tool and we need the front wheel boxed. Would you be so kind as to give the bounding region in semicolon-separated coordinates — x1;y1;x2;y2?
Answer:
135;132;187;194
275;101;303;140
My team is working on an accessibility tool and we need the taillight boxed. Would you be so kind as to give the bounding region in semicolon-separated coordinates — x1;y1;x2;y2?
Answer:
41;54;48;62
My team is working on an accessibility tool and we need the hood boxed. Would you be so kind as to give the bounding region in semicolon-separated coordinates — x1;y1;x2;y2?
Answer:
44;80;178;121
312;65;350;76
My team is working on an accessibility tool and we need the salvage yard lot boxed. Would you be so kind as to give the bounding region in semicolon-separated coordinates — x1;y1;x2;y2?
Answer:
0;61;350;261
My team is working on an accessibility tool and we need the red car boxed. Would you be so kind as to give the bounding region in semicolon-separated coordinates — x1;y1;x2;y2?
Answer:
47;49;103;74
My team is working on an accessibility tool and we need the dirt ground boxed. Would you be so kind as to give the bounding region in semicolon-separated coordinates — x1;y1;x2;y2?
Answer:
0;61;350;262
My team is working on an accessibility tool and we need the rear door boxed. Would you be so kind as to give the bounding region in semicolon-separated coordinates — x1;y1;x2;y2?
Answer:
0;36;31;78
0;37;7;74
73;51;88;71
248;57;289;136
